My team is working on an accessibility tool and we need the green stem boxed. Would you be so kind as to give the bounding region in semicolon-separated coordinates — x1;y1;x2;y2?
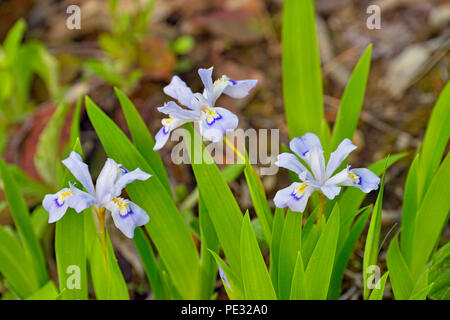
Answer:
95;207;107;262
317;192;325;223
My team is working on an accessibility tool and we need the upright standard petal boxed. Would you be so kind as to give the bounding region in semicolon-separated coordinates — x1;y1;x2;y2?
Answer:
289;133;323;158
113;168;151;198
95;158;120;203
106;198;149;238
273;182;315;213
62;152;95;195
340;168;380;193
163;76;195;107
304;147;326;184
153;117;189;151
223;79;258;99
275;153;313;180
198;67;214;105
325;139;357;178
43;188;73;223
199;107;238;143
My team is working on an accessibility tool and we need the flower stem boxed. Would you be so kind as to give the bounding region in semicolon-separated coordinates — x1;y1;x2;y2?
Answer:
95;207;107;262
317;192;325;223
223;136;246;164
94;207;112;298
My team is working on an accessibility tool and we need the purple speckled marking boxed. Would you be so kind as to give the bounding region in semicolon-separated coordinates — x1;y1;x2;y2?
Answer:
54;198;64;207
206;113;223;126
357;175;362;185
119;207;134;219
290;192;304;201
230;80;237;85
119;165;128;173
163;126;170;134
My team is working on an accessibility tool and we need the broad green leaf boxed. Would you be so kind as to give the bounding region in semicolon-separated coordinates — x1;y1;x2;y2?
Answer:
304;204;340;299
410;152;450;279
363;173;385;299
85;97;200;298
290;251;307;299
410;283;434;300
338;153;406;243
0;225;39;298
115;87;171;195
244;162;273;245
277;210;302;299
328;205;371;299
209;250;244;300
184;124;243;274
401;153;419;265
331;45;372;149
301;206;324;267
31;206;49;240
368;272;389;300
410;269;430;300
387;234;414;300
25;281;58;300
269;207;284;294
428;243;450;300
55;143;88;300
282;0;323;138
417;82;450;200
134;228;167;300
180;163;244;212
0;158;48;286
85;210;129;300
4;163;53;201
199;195;220;299
240;213;277;300
69;97;82;151
321;119;332;156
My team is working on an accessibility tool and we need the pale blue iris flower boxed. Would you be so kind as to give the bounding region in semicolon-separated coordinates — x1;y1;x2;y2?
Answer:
42;151;151;238
218;265;232;292
274;133;380;212
153;67;257;150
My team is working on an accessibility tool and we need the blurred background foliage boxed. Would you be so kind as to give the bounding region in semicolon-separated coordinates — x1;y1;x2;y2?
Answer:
0;0;448;299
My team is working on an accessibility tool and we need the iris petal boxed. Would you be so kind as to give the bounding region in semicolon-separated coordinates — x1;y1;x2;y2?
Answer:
341;168;380;193
325;139;357;178
198;67;214;105
43;191;70;223
108;200;150;238
62;152;95;195
157;101;200;120
305;147;326;183
275;153;312;180
96;158;119;204
113;168;151;198
320;185;341;200
163;76;195;108
153;118;189;151
223;79;258;99
290;133;323;159
199;107;238;143
273;182;314;213
67;183;98;213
